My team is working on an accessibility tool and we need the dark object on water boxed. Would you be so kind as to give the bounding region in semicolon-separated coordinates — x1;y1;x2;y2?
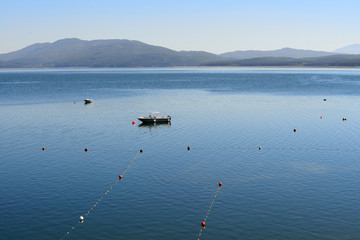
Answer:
342;118;347;121
138;122;171;128
84;99;94;104
293;129;297;132
137;112;171;123
323;98;327;101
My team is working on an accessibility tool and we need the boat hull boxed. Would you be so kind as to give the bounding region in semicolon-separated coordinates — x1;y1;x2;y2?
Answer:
138;122;171;127
137;116;171;123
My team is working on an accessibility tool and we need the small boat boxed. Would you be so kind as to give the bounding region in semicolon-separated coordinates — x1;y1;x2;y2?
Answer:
138;122;171;128
84;99;94;104
137;112;171;123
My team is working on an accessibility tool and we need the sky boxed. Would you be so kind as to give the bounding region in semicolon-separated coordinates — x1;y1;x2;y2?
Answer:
1;0;359;54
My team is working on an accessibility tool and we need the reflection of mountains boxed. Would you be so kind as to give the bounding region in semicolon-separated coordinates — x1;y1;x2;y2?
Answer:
138;122;171;128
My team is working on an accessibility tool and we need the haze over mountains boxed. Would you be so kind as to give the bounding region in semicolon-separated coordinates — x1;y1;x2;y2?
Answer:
220;48;335;59
0;38;222;68
0;38;359;68
333;44;360;54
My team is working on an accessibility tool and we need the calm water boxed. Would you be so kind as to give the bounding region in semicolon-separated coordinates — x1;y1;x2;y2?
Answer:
0;68;359;240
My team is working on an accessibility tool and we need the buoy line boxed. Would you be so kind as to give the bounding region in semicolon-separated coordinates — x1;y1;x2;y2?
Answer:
2;143;356;239
0;145;358;152
0;145;140;152
188;146;360;152
197;183;222;240
59;150;142;240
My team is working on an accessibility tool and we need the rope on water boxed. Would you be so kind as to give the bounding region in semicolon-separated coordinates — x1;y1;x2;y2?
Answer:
1;144;358;152
197;183;222;240
59;150;141;240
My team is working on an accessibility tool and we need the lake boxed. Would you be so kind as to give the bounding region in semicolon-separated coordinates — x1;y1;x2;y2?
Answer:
0;68;359;240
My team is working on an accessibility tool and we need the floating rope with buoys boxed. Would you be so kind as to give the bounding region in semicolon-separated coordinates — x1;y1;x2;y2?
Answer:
0;144;358;152
197;182;222;240
0;145;140;153
1;143;356;239
187;146;360;152
59;150;142;240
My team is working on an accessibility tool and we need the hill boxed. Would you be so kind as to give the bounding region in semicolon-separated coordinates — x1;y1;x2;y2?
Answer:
203;54;360;67
0;38;222;68
334;44;360;54
220;48;335;60
1;39;360;68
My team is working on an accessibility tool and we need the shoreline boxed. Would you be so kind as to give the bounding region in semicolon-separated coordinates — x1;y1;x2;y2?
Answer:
0;66;360;70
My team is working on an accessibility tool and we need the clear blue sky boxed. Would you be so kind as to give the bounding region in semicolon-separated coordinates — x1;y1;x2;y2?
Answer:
1;0;359;54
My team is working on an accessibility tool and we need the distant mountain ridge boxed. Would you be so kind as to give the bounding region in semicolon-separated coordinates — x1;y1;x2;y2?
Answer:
220;48;335;59
334;44;360;54
0;39;360;68
203;54;360;67
0;38;223;68
0;42;52;61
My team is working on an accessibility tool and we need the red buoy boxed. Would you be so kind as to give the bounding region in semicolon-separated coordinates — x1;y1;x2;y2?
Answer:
219;182;222;187
119;175;123;180
320;116;322;119
132;121;135;125
201;221;206;228
85;148;88;152
42;147;45;151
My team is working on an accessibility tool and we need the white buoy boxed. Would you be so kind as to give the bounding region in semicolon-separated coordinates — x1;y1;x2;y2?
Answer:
79;216;84;221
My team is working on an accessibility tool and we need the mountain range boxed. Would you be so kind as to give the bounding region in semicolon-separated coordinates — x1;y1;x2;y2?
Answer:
203;55;360;67
334;44;360;54
0;38;359;68
219;48;335;59
0;38;222;68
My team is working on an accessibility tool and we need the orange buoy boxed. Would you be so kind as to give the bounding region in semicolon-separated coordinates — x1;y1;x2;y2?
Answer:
119;175;123;180
187;146;191;151
85;148;88;152
132;121;135;125
42;147;45;151
219;182;222;187
140;149;143;153
201;221;206;228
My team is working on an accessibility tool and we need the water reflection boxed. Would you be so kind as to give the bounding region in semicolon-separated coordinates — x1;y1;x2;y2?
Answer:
138;122;171;128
